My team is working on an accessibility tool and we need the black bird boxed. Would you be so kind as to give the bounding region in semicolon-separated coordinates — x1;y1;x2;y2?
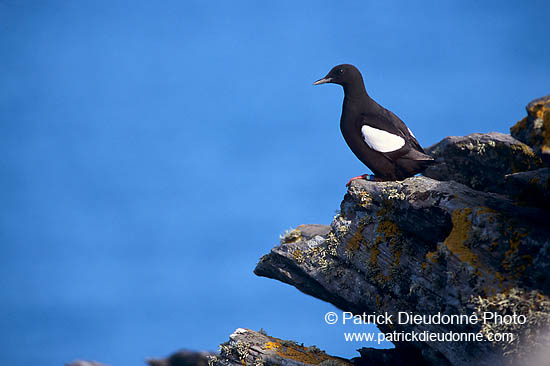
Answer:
314;64;434;185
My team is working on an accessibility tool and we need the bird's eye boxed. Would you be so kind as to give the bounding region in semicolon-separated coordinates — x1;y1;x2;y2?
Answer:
339;69;344;74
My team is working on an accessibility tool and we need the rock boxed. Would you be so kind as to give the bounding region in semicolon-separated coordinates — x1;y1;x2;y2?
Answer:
208;328;351;366
423;132;542;194
255;177;550;366
146;350;216;366
205;328;432;366
353;347;431;366
504;168;550;209
510;95;550;164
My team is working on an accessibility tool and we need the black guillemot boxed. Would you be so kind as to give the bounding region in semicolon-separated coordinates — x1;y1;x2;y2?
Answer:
314;64;435;185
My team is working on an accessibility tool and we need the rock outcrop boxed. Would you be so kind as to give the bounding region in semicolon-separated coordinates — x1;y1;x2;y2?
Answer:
208;328;435;366
423;132;542;194
251;96;550;366
255;176;550;365
209;328;351;366
146;350;215;366
504;167;550;208
510;95;550;164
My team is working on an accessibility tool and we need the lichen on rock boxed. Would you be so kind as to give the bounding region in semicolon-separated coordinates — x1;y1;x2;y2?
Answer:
424;132;543;194
255;174;550;365
472;288;550;360
510;95;550;164
210;328;351;366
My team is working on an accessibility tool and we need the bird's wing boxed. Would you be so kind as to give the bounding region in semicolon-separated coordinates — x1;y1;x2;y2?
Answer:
361;125;406;153
382;108;425;153
356;113;413;161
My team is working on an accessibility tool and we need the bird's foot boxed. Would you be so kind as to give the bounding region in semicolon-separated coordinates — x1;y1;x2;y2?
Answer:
346;174;379;186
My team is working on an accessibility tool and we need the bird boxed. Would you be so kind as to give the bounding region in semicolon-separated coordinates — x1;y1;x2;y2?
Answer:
313;64;435;185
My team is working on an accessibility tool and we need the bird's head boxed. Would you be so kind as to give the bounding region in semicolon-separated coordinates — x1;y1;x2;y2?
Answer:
313;64;363;87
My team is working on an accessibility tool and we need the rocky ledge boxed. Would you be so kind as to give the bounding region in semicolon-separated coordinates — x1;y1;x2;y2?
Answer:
209;328;351;366
255;175;550;365
253;96;550;366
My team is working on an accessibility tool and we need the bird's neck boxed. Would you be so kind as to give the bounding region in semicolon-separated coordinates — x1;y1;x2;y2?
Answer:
343;82;369;103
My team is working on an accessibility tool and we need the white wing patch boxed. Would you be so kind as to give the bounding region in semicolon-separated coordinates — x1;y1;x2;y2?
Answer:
361;125;405;153
407;127;416;138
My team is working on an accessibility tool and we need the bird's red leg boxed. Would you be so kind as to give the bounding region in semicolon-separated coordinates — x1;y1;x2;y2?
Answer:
346;174;372;187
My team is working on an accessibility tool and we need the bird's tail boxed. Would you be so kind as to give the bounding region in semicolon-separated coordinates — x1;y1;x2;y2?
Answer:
402;148;435;162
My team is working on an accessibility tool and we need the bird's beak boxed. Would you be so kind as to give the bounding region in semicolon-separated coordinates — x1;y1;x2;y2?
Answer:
313;76;332;85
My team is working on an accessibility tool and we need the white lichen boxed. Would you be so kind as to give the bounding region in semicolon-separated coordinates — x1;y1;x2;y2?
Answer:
382;187;406;200
235;341;251;362
207;355;218;366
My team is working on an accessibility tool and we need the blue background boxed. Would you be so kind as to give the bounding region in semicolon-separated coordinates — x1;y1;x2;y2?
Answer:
1;1;549;365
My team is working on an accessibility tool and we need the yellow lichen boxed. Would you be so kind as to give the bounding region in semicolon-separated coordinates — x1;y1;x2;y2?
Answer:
476;206;497;225
369;243;380;266
509;144;541;173
476;206;497;215
512;98;550;152
543;104;550;148
262;340;349;365
444;208;479;267
280;228;302;244
532;99;550;148
510;116;528;135
504;232;523;260
376;219;400;238
393;248;402;266
511;142;537;158
425;250;438;264
292;249;305;264
264;341;279;351
502;231;530;277
369;209;402;271
346;228;364;252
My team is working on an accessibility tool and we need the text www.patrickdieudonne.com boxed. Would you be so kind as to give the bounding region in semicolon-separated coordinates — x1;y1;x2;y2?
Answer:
325;311;520;345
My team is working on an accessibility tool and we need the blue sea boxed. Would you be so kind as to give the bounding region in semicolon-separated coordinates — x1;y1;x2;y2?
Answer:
1;1;548;365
